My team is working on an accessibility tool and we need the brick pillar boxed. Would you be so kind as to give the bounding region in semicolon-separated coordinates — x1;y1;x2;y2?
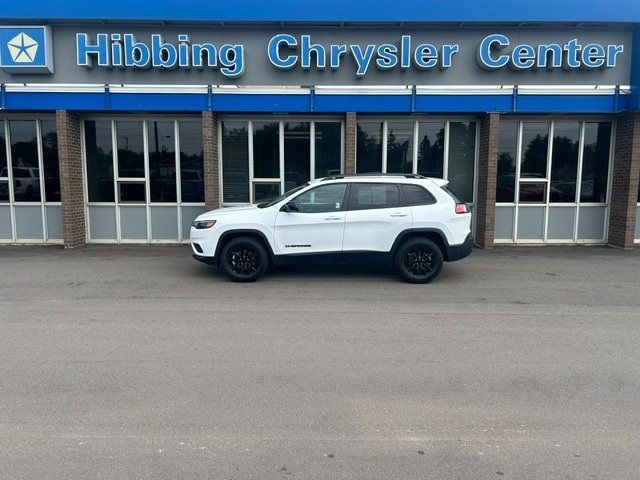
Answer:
345;112;356;173
56;110;86;248
474;113;500;249
202;111;220;210
608;112;640;250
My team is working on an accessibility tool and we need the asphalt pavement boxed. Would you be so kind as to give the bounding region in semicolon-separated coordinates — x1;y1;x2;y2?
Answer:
0;244;639;479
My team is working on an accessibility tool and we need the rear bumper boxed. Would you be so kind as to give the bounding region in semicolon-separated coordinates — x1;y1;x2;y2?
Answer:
447;234;474;262
192;253;217;265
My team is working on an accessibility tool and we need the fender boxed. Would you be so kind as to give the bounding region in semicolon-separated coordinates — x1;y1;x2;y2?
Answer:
214;229;276;260
390;228;452;261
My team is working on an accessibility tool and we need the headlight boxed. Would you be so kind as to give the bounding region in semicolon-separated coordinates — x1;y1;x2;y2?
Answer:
192;219;217;229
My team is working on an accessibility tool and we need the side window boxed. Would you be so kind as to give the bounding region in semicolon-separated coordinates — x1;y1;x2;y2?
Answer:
401;184;436;206
348;183;401;211
292;183;348;213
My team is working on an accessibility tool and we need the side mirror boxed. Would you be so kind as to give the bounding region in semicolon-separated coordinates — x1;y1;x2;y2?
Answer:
280;201;299;212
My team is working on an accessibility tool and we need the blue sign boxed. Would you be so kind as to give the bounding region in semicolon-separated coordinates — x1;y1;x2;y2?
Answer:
0;26;53;73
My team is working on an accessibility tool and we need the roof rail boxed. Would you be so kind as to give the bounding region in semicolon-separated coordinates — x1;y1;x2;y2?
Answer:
321;173;427;181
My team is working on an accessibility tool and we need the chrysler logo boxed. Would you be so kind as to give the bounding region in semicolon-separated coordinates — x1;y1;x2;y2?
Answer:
7;32;39;63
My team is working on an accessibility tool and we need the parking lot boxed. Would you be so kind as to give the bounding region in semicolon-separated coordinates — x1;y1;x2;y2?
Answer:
1;244;639;479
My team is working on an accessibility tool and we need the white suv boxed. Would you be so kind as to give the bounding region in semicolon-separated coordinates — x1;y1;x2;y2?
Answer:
190;174;473;283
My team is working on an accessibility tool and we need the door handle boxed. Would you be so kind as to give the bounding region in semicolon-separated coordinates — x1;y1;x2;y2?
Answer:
390;213;408;217
324;216;342;221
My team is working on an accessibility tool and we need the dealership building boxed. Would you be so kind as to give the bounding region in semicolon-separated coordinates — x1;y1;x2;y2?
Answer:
0;1;639;249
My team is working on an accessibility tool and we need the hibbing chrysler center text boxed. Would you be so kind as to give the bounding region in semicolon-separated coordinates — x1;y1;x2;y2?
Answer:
190;174;473;283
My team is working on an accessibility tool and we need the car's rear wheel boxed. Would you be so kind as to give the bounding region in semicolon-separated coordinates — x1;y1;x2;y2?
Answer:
394;238;443;284
220;237;268;282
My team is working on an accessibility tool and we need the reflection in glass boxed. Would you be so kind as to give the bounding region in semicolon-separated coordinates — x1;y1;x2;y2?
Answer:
41;120;61;202
549;123;580;203
179;121;204;203
253;121;279;178
447;122;476;203
116;121;145;178
350;183;401;210
254;182;280;202
519;182;546;203
496;123;518;202
284;122;310;190
10;120;40;202
0;120;6;174
417;122;445;178
119;182;146;203
222;121;250;203
148;121;176;202
386;122;414;173
0;181;8;202
315;122;341;178
292;184;347;213
581;122;612;203
85;121;115;202
356;122;383;173
521;123;549;178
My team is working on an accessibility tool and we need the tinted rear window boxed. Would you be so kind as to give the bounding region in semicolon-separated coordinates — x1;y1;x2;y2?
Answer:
401;184;436;206
442;186;464;204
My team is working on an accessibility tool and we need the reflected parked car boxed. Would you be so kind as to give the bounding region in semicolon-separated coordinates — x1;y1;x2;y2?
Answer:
10;167;41;200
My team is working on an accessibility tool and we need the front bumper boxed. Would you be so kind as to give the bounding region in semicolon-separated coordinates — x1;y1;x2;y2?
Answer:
192;252;217;265
447;233;474;262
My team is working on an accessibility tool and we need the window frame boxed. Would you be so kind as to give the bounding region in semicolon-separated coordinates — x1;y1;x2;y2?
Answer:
218;116;345;206
494;116;616;245
0;115;62;244
81;115;205;244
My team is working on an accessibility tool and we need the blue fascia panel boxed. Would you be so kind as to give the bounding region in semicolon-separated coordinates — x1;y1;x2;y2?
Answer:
414;95;513;112
109;93;208;111
516;94;623;113
4;92;105;110
1;91;629;114
3;0;640;23
211;94;310;112
315;94;413;112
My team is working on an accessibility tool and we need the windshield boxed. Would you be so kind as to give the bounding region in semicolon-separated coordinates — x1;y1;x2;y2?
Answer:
257;183;309;208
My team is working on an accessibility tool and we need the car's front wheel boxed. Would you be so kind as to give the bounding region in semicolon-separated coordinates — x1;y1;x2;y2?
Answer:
220;237;269;282
394;238;443;284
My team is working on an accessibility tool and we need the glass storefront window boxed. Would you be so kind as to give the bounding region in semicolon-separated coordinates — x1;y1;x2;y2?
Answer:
254;182;280;202
116;121;145;178
253;121;279;178
356;122;383;173
520;123;549;179
519;183;546;203
40;120;60;202
284;122;310;190
550;122;580;203
581;122;612;203
85;121;115;202
496;122;518;203
148;121;177;202
417;122;445;178
118;182;146;203
10;120;40;202
447;122;476;203
386;122;414;173
179;121;204;203
315;122;341;179
221;121;250;203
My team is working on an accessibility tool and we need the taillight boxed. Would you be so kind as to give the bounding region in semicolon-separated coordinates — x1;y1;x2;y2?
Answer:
455;203;469;214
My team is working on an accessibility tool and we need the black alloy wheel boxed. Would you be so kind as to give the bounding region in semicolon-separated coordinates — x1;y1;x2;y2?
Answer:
220;237;268;282
395;238;443;284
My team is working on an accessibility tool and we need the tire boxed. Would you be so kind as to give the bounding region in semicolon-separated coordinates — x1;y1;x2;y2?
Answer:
219;236;269;282
394;238;444;284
